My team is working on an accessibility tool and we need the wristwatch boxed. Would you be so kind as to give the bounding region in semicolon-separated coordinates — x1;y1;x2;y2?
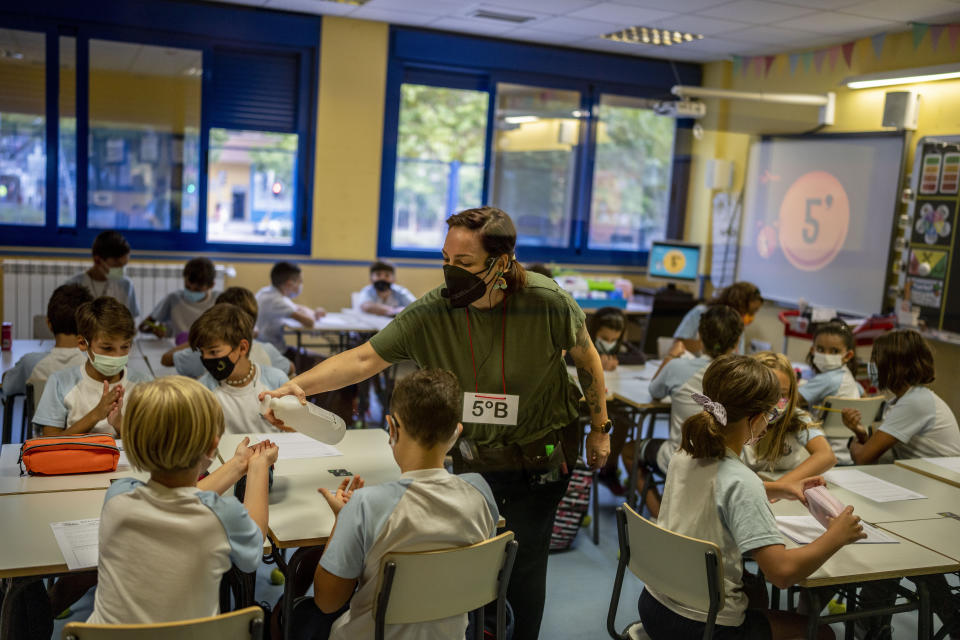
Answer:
591;419;614;435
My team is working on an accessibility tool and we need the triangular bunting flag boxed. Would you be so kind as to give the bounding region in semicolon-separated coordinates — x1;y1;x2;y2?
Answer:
813;49;826;72
753;56;764;76
931;24;945;50
789;53;800;75
764;55;776;76
950;24;960;51
871;32;886;58
802;51;813;73
841;41;855;68
913;22;929;49
733;55;742;76
827;46;839;71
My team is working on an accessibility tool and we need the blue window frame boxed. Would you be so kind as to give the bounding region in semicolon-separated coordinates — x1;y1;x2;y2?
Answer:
377;28;701;266
0;0;319;254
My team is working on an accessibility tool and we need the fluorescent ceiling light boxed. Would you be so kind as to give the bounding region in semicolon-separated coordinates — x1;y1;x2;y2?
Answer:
844;63;960;89
602;26;703;47
504;115;539;124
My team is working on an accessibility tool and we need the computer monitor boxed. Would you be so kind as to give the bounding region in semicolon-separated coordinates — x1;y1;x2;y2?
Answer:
648;241;701;282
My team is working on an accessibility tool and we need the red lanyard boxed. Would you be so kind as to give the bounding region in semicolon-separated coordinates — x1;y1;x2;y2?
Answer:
464;300;507;394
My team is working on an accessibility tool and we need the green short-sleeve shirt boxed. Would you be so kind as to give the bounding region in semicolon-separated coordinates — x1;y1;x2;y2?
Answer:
369;272;586;447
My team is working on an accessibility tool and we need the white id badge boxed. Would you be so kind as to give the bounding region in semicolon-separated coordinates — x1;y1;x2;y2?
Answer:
462;392;519;425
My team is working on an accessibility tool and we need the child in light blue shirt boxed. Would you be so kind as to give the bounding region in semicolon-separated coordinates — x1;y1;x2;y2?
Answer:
139;257;217;339
798;321;861;410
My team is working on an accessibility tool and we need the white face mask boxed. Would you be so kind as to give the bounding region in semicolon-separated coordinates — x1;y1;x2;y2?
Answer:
813;352;844;372
88;351;128;377
595;338;618;354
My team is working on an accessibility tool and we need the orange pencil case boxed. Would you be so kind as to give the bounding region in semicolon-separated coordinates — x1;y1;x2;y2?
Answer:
19;434;120;475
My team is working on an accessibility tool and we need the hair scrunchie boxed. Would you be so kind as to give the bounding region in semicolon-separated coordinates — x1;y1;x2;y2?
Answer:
692;392;727;426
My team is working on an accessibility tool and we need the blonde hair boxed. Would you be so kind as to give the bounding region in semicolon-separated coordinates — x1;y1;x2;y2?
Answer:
750;351;818;468
122;376;224;473
680;354;779;459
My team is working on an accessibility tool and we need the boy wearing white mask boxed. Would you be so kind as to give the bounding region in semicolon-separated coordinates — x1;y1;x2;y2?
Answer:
65;230;139;318
292;369;499;640
139;257;218;338
798;321;861;411
255;261;326;356
34;297;149;437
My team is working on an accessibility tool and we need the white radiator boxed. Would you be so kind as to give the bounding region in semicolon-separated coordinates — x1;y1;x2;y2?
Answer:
2;259;233;339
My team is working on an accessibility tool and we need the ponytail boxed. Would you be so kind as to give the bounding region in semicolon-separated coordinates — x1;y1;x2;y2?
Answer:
680;412;727;459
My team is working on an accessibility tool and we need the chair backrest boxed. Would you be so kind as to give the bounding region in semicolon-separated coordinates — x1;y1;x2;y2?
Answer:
33;315;54;340
820;395;886;438
375;531;516;625
62;606;263;640
619;504;723;613
642;291;698;356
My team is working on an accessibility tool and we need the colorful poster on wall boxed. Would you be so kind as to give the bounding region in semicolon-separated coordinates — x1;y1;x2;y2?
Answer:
908;277;943;308
920;153;941;195
911;201;953;246
941;152;960;194
908;248;948;279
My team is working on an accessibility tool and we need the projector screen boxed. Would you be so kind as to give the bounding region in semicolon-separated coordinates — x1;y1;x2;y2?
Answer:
738;134;905;316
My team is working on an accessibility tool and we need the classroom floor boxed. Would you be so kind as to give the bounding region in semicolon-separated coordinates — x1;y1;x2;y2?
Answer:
0;403;924;640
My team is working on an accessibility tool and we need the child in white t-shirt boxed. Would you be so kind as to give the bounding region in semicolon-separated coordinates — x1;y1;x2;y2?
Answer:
639;355;865;640
64;230;139;318
34;297;149;437
255;261;326;354
88;376;277;624
139;257;217;339
190;302;290;434
291;369;498;640
743;351;836;481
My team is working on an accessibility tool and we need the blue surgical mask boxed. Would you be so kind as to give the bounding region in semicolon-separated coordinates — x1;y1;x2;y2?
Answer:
107;266;125;280
88;351;128;377
867;361;880;388
287;284;302;300
183;288;206;303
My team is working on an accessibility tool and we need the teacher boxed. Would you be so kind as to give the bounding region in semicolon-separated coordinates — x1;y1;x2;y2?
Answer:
263;207;612;639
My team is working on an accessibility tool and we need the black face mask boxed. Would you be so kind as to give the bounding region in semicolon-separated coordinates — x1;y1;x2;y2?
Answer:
202;352;237;381
441;262;495;309
372;279;392;293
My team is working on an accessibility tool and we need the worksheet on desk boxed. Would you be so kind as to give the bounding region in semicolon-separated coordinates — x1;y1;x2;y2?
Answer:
924;456;960;474
50;519;99;570
248;433;343;460
776;516;898;544
824;469;927;502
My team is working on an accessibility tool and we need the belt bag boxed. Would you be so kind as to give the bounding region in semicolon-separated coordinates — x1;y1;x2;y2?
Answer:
19;434;120;476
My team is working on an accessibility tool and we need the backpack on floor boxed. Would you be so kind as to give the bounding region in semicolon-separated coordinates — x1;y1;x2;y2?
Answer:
549;459;593;552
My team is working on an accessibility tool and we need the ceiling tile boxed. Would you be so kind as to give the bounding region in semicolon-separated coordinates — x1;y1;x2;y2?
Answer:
700;1;817;24
567;3;676;25
503;27;591;45
770;0;862;8
263;0;356;14
649;14;751;35
428;16;521;35
348;6;437;25
774;11;898;35
720;25;821;45
838;0;960;22
482;0;600;14
364;0;464;14
613;0;733;10
534;16;623;35
205;0;269;6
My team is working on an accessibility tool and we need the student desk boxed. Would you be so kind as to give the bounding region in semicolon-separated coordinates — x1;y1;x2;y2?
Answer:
282;310;392;353
769;464;960;524
1;341;51;445
0;489;107;640
895;458;960;490
134;336;178;378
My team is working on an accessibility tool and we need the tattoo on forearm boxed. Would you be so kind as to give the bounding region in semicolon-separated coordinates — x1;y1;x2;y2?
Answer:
576;366;603;416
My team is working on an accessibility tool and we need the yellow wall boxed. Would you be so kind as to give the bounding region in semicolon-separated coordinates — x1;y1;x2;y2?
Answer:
686;28;960;411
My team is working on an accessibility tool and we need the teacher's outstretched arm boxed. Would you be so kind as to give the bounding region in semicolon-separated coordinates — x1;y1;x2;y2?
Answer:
567;322;611;470
259;342;391;415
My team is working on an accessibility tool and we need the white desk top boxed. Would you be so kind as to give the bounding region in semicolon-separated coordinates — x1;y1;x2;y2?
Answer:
1;340;52;382
283;310;392;334
878;517;960;563
0;489;107;578
895;458;960;490
568;362;669;410
769;464;960;524
218;429;400;548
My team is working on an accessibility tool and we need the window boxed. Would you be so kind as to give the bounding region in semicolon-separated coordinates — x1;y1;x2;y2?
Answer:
378;29;700;265
588;94;676;252
492;84;581;249
0;1;319;253
87;40;201;232
0;28;45;226
207;128;298;245
391;83;488;250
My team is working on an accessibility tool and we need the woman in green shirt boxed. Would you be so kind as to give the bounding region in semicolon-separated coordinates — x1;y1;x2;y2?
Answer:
262;207;612;640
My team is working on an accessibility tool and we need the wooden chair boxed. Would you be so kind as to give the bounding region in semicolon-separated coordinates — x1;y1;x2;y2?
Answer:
820;395;886;439
607;505;724;640
62;605;264;639
373;531;518;640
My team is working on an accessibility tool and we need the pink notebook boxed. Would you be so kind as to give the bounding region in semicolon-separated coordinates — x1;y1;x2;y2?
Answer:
804;485;846;529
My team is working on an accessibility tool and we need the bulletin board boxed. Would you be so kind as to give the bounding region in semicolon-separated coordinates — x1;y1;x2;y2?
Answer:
902;136;960;332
